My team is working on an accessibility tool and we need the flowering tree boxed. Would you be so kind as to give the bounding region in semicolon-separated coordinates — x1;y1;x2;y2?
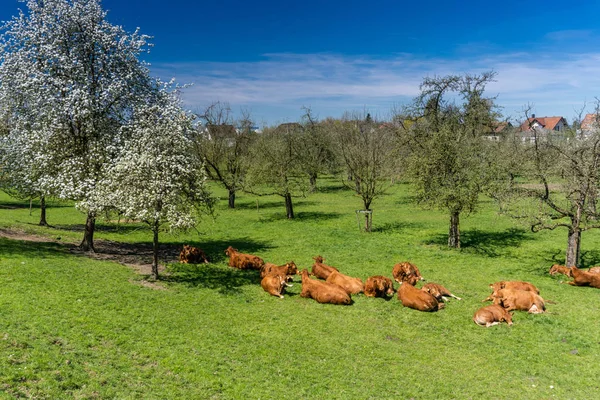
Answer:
0;0;156;250
100;88;213;280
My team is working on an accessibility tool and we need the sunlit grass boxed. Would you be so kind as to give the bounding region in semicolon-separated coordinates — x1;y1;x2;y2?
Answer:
1;178;600;399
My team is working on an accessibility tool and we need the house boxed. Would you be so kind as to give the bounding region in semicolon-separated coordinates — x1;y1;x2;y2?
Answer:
580;113;600;135
519;115;568;132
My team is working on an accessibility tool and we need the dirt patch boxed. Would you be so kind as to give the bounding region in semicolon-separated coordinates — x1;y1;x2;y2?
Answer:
0;228;182;289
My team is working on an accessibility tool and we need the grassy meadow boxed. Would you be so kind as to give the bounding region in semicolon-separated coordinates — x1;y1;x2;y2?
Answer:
1;177;600;399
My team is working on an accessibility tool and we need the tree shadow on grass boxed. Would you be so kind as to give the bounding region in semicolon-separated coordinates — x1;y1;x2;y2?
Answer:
371;221;426;233
0;236;69;258
51;223;146;235
258;211;342;223
163;263;261;293
423;228;532;258
182;238;273;264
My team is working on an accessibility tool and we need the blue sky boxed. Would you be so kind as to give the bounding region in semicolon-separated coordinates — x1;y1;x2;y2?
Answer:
2;0;600;125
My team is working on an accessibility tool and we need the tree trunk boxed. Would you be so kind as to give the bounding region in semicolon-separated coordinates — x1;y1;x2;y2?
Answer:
448;210;460;248
284;192;294;219
151;221;160;280
79;212;96;252
364;210;372;232
39;195;48;226
228;188;236;209
309;172;317;193
565;227;581;267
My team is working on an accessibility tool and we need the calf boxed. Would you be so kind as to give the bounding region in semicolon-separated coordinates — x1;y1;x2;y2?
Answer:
473;304;513;327
549;264;572;277
568;266;600;288
422;282;462;302
483;280;539;302
179;245;209;264
260;261;299;280
300;269;351;305
397;281;444;312
224;246;264;270
261;274;291;299
326;270;365;295
492;288;546;313
311;256;339;280
392;262;424;285
364;276;395;298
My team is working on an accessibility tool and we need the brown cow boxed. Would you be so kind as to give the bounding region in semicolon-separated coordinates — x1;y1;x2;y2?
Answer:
392;262;424;285
483;280;539;302
179;245;209;264
224;246;264;270
549;264;572;277
261;274;291;299
569;266;600;288
473;304;513;327
326;270;364;295
492;288;546;313
588;266;600;274
422;282;462;302
364;276;395;298
260;261;299;280
300;269;351;305
311;256;339;280
397;281;444;312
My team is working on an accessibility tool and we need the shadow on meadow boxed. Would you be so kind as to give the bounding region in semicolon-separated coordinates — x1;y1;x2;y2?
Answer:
184;238;273;264
0;236;68;258
164;263;261;293
423;228;532;257
371;221;426;233
258;210;342;223
50;223;146;235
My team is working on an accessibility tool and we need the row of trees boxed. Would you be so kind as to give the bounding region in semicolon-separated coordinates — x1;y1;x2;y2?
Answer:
1;1;599;271
195;76;600;269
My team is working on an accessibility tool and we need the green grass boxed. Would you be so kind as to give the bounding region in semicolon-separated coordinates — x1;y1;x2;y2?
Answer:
2;178;600;399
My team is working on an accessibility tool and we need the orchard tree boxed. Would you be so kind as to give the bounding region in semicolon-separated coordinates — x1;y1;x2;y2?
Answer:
498;110;600;267
193;102;255;208
403;72;502;247
296;107;337;192
0;0;157;251
333;113;398;232
100;88;213;280
246;123;307;219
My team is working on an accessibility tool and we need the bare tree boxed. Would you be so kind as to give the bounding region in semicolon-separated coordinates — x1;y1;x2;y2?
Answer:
246;123;307;219
499;106;600;267
193;102;255;208
333;113;398;232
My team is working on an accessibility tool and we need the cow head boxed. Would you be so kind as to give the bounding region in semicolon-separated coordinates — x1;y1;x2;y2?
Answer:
225;246;237;256
313;255;324;263
286;261;299;275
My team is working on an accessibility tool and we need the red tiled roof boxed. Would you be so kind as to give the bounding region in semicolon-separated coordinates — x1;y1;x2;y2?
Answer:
581;113;599;131
519;116;565;131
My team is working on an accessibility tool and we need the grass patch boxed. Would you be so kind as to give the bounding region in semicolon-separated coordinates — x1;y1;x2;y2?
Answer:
1;178;600;398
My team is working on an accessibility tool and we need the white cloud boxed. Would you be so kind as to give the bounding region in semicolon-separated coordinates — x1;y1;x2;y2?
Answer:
150;51;600;124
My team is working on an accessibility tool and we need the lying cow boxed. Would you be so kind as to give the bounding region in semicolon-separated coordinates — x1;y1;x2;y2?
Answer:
473;304;513;327
311;256;339;280
224;246;264;270
392;262;424;285
364;275;395;298
549;264;572;277
568;266;600;288
483;280;539;302
300;269;351;305
492;288;546;313
422;282;462;302
326;270;364;295
397;281;444;312
260;261;299;280
261;274;291;299
179;245;209;264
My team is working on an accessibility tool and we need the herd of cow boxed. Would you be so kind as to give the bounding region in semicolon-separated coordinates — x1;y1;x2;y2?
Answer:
178;245;599;328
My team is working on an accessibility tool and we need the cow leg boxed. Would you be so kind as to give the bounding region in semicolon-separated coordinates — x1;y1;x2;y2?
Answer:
485;322;499;327
450;294;462;300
